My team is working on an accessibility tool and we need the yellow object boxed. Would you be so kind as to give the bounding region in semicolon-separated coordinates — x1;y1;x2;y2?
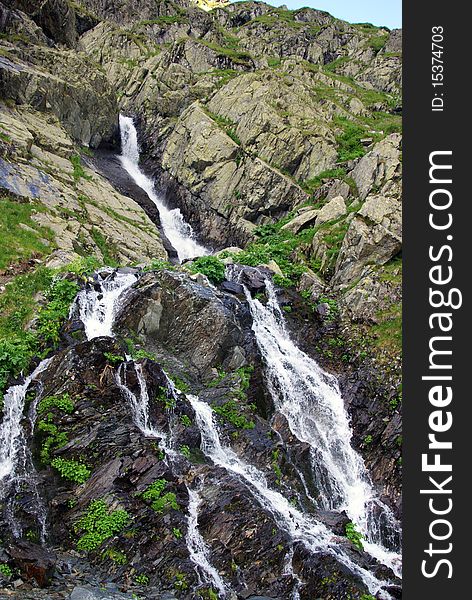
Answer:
192;0;230;11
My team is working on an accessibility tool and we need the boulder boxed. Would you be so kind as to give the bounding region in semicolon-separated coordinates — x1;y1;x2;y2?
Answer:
8;541;56;587
333;195;401;287
315;195;347;227
281;209;319;234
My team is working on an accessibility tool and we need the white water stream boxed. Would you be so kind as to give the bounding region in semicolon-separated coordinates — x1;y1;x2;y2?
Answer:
119;115;208;263
188;394;392;598
231;271;401;575
0;358;52;538
74;269;137;340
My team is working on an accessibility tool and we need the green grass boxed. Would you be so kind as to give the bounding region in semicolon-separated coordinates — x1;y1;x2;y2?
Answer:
334;116;368;162
0;268;79;394
90;228;120;267
203;109;241;145
0;198;55;269
198;39;253;66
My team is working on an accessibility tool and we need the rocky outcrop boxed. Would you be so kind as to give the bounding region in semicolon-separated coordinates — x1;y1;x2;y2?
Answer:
0;105;167;265
159;102;308;247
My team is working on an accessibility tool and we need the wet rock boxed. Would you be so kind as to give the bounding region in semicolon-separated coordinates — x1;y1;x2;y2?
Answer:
219;280;245;296
228;265;272;294
69;586;135;600
8;541;56;587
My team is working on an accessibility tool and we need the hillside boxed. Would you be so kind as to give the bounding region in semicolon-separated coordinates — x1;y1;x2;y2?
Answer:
0;1;402;599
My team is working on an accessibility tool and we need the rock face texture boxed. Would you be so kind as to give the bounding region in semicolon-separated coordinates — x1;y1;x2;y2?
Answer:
0;1;402;598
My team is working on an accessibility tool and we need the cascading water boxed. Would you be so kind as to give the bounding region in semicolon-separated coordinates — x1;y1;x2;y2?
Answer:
188;395;393;598
229;268;401;575
74;269;137;340
119;115;208;262
0;358;51;538
186;484;229;597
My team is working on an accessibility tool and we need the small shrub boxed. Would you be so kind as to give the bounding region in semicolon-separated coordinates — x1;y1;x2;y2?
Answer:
135;573;150;585
212;400;255;430
51;458;91;484
103;352;125;365
180;445;191;459
141;479;179;513
172;527;183;539
180;414;192;427
345;521;364;550
189;256;226;285
75;499;129;552
0;563;13;578
363;435;373;445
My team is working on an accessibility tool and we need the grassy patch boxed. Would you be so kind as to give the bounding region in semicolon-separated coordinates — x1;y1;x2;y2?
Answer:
90;228;120;267
198;39;253;66
0;198;55;269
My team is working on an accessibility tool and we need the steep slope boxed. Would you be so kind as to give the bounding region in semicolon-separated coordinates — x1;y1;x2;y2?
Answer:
0;1;402;598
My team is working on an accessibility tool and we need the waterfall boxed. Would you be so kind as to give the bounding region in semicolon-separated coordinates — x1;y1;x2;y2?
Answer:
74;269;137;340
186;484;229;597
188;395;393;599
119;115;208;263
230;270;401;575
0;358;52;538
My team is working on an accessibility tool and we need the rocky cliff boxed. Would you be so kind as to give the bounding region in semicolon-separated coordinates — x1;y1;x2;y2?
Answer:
0;1;402;599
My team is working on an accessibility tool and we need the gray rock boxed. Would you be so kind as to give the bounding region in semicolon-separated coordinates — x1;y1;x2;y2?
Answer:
316;195;347;227
281;209;319;234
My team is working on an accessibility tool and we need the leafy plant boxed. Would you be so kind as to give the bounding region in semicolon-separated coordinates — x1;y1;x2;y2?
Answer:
51;458;91;484
189;256;226;285
37;420;68;464
135;573;150;585
345;521;364;550
212;400;255;430
0;563;12;578
180;414;192;427
102;548;127;565
172;527;183;539
141;479;179;513
180;445;191;459
75;499;129;552
38;394;74;415
104;352;125;366
363;435;373;445
36;277;79;345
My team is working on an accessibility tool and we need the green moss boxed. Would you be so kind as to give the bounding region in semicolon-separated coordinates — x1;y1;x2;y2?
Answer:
70;154;92;182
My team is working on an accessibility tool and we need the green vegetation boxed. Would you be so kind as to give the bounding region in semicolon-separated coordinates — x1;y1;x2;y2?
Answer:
0;563;13;578
36;277;79;345
75;499;129;552
368;33;389;53
90;228;120;267
37;420;68;464
51;458;91;484
0;198;55;269
204;108;241;145
271;449;283;484
198;39;253;66
102;548;127;565
140;479;179;513
189;255;226;285
180;445;191;459
334;116;368;162
212;399;255;430
0;268;78;395
135;573;150;585
155;385;176;410
345;521;364;550
363;435;373;445
70;154;92;182
172;527;183;539
173;572;189;591
104;352;125;366
38;393;74;415
180;414;192;427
